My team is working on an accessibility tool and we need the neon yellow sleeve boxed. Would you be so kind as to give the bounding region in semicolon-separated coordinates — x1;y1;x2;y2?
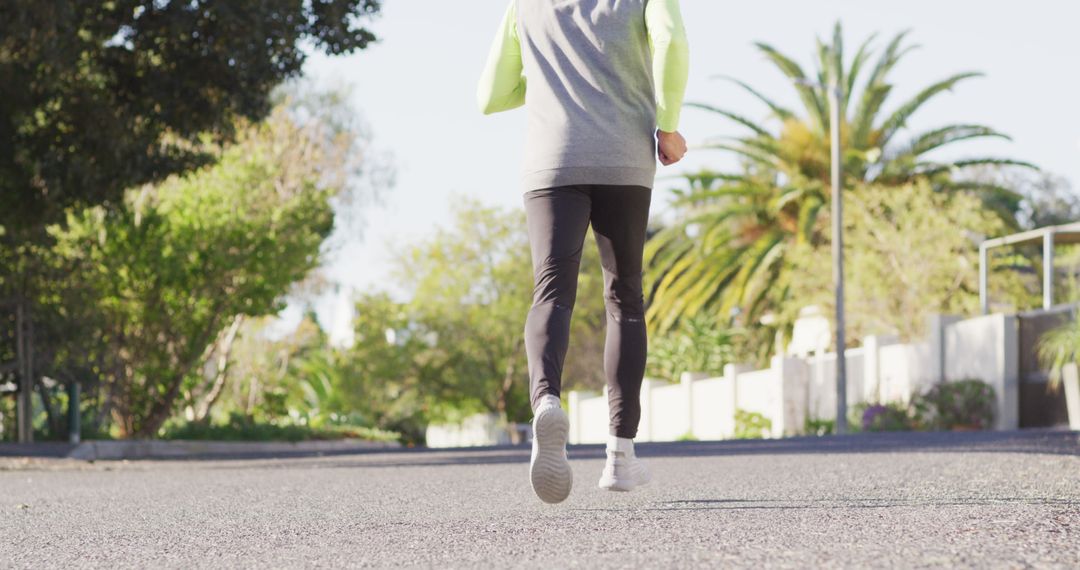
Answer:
646;0;690;132
477;1;527;115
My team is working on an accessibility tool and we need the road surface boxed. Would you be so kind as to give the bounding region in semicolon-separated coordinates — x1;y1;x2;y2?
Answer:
3;431;1079;568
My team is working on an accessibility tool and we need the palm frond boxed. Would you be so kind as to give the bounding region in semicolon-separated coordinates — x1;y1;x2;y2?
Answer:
711;74;796;121
671;185;762;207
894;124;1009;158
727;232;785;311
852;30;916;146
755;42;828;131
796;194;826;243
845;32;879;109
699;142;778;169
862;30;916;89
877;72;984;146
852;84;893;148
685;103;774;138
916;158;1039;177
702;135;782;158
937;180;1025;223
830;21;845;90
682;170;750;188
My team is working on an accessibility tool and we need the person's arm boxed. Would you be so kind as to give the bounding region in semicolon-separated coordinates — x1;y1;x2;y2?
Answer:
477;1;526;115
645;0;689;133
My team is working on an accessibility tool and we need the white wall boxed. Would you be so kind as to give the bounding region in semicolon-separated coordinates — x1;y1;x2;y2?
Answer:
691;375;735;440
944;313;1019;430
566;311;1024;443
426;413;512;448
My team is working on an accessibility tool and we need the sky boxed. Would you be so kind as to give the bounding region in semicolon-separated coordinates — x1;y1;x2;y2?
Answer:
291;0;1080;344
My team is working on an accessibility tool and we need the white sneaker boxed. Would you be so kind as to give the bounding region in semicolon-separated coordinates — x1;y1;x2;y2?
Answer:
598;437;651;492
529;395;572;504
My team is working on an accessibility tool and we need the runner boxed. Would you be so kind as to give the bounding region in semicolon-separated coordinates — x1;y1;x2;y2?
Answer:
478;0;689;504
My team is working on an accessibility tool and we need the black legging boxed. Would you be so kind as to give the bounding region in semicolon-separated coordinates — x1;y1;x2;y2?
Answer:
522;184;652;439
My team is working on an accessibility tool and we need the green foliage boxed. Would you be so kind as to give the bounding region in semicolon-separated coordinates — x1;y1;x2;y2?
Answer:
734;409;772;439
373;196;610;424
783;180;1030;342
0;0;380;229
160;412;399;443
333;293;434;443
41;106;348;438
911;379;996;430
645;22;1034;353
646;313;740;383
804;417;835;436
381;198;533;424
1036;313;1080;390
852;402;915;432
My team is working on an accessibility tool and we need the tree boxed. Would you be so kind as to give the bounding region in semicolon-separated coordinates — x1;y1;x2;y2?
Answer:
0;0;381;230
334;293;434;443
376;196;611;424
644;22;1035;352
782;180;1031;343
44;102;356;437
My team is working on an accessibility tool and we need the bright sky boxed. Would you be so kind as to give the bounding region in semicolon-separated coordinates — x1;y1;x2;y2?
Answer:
294;0;1080;344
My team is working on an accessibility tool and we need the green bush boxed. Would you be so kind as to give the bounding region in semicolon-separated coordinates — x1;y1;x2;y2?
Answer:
912;379;996;430
852;402;915;432
160;412;400;443
734;409;771;439
804;418;835;436
676;431;698;442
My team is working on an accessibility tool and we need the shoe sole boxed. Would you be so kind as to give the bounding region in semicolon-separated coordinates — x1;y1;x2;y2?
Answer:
530;406;572;504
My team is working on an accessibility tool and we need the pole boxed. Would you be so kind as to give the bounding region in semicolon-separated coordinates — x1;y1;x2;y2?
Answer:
829;82;848;435
1043;232;1055;310
15;302;33;443
979;244;989;315
68;381;81;444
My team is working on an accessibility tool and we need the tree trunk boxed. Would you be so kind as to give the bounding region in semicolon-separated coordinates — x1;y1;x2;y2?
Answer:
194;315;244;422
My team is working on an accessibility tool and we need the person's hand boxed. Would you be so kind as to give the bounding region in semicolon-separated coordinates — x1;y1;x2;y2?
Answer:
657;130;687;166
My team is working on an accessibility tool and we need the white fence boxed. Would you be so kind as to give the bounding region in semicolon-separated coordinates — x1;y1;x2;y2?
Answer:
567;312;1021;444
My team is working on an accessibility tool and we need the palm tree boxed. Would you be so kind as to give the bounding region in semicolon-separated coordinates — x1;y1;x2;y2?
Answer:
644;23;1034;355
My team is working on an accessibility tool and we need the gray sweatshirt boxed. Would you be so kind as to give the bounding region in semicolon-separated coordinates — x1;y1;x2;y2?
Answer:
478;0;690;191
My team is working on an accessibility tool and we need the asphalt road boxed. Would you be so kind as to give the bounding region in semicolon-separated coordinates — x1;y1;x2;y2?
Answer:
3;431;1079;569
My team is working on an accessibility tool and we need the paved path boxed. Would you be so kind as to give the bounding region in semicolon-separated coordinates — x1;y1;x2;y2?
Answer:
3;431;1079;568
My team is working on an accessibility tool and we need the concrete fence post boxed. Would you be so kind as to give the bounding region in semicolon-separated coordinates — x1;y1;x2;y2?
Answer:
999;314;1019;431
721;364;741;438
680;372;709;439
863;335;881;403
638;379;654;442
567;390;580;445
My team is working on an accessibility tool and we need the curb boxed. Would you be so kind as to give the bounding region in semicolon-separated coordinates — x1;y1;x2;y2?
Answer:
63;439;400;461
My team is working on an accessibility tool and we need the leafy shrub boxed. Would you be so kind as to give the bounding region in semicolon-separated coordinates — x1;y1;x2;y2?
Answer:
160;412;400;443
855;402;914;432
911;379;996;430
1036;316;1080;390
646;313;741;383
804;418;835;436
734;409;772;439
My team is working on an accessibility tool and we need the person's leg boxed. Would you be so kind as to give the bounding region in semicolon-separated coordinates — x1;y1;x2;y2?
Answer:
587;184;652;439
522;186;592;409
522;185;592;504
